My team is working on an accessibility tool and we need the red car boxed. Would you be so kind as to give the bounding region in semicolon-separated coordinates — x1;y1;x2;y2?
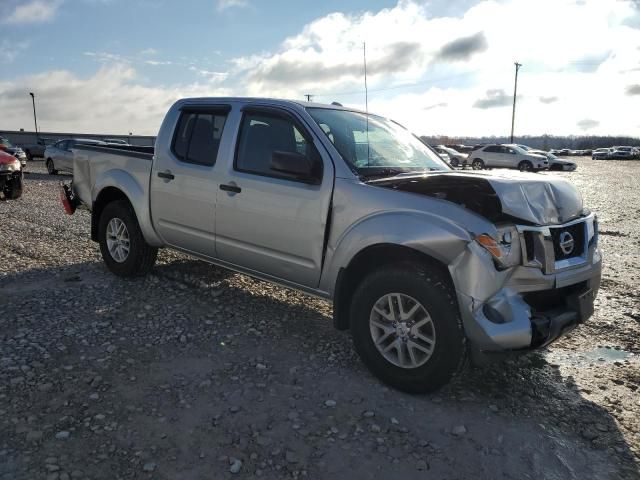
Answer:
0;149;23;199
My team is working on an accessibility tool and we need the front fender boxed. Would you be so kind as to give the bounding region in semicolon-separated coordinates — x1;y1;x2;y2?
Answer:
92;169;162;247
319;210;477;295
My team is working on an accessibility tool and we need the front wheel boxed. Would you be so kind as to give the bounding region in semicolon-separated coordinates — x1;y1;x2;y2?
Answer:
450;158;459;168
471;158;484;170
350;264;466;393
3;175;23;200
98;200;158;277
518;160;533;172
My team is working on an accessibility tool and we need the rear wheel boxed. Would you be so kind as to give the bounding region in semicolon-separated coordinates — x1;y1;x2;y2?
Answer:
98;200;158;277
471;158;484;170
46;159;57;175
518;160;533;172
349;263;466;393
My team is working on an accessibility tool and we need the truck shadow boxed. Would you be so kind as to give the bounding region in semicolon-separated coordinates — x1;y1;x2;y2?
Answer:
1;257;637;477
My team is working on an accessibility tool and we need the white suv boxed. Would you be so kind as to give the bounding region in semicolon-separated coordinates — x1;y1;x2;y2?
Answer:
470;144;549;171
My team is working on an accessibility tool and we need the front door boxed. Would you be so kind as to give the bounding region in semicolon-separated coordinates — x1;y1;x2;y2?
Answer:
149;107;230;258
215;107;333;288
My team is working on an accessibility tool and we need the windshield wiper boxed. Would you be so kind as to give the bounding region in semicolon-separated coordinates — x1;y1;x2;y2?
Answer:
360;168;439;181
359;168;405;179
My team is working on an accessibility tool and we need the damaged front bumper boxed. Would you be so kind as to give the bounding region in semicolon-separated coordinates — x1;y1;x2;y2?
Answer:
450;213;601;355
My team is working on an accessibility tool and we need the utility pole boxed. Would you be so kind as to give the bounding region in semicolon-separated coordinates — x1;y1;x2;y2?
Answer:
304;94;314;102
510;62;522;143
29;92;39;140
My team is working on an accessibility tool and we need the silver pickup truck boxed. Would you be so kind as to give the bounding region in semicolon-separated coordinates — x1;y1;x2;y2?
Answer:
63;97;602;393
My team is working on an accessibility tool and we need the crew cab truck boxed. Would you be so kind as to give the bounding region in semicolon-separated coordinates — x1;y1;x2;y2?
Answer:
63;98;602;393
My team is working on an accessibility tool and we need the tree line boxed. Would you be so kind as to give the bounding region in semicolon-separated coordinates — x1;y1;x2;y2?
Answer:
420;134;640;150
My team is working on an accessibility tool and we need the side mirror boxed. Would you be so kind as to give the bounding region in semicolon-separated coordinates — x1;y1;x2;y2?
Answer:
270;150;320;183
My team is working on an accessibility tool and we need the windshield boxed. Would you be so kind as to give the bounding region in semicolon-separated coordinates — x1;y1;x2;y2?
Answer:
307;108;450;177
0;137;13;147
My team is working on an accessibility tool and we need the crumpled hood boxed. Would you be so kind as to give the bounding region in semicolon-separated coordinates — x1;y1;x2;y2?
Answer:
370;170;584;226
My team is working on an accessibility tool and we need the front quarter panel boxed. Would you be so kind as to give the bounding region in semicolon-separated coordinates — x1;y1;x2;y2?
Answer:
319;178;497;294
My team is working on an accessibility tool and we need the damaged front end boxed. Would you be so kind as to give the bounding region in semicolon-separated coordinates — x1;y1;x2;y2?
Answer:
372;171;602;358
450;213;601;360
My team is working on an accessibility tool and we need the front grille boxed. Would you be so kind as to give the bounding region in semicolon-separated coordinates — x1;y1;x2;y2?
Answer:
549;222;585;261
523;231;536;262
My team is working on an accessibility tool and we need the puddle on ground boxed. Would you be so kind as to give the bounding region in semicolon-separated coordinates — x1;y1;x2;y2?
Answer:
546;346;635;367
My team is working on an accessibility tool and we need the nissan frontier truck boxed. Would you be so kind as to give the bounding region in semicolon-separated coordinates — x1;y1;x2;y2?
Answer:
61;98;602;392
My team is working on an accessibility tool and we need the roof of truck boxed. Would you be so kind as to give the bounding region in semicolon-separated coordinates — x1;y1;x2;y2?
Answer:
176;97;368;114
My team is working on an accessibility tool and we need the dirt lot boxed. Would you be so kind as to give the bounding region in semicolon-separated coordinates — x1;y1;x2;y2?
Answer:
1;158;639;480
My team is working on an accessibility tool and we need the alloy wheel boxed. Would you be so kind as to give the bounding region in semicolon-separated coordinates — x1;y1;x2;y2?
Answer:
369;293;436;369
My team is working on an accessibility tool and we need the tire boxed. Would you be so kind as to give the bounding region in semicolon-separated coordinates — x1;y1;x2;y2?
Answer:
450;158;459;168
98;200;158;277
471;158;484;170
3;175;23;200
46;158;57;175
518;160;533;172
349;263;466;393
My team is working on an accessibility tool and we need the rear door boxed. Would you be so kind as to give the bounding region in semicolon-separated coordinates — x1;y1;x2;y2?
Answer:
481;145;501;167
214;106;333;288
149;106;231;258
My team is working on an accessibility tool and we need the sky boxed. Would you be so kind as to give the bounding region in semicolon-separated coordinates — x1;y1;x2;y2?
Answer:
1;0;639;137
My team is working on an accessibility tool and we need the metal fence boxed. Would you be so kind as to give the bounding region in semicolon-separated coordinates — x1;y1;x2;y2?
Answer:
0;130;156;148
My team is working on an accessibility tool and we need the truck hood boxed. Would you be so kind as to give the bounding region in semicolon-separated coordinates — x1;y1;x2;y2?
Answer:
369;170;584;226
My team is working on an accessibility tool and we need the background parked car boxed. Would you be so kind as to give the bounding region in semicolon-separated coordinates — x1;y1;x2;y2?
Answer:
0;149;23;199
21;137;54;161
45;138;106;175
469;144;548;171
0;136;28;168
434;145;468;167
530;150;577;171
610;146;637;160
592;148;612;160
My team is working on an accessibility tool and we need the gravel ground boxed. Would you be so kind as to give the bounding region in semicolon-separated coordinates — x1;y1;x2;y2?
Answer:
1;158;639;480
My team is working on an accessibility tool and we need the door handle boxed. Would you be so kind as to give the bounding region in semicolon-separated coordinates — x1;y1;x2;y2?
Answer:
157;171;175;180
220;184;241;194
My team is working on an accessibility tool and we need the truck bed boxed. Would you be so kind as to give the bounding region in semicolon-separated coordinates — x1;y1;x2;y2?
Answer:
72;144;154;208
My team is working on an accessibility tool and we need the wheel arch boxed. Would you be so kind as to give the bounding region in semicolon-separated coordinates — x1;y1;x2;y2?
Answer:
332;243;454;331
91;170;162;247
92;187;131;241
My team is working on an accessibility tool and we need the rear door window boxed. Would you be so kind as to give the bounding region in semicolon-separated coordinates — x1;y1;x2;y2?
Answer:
171;110;228;166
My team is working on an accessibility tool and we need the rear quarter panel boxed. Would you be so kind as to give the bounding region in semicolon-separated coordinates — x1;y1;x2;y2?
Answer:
72;148;163;246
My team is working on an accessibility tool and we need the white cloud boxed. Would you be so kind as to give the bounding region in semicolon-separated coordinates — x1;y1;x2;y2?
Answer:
4;0;62;25
216;0;248;11
0;65;232;135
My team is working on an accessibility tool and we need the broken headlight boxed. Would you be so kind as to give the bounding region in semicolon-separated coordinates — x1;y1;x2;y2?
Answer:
475;226;521;270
